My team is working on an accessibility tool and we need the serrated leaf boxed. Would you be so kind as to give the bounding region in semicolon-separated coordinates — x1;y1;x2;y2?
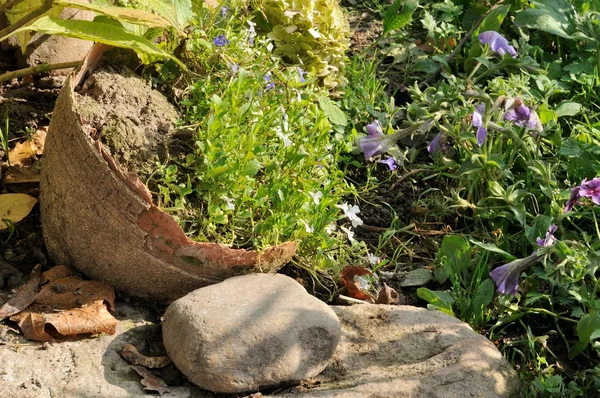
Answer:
319;97;347;126
383;0;419;34
0;193;38;229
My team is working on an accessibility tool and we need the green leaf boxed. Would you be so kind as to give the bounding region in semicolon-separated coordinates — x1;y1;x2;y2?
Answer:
514;1;577;40
471;5;511;39
577;314;600;343
399;268;432;287
6;16;186;70
555;101;582;117
243;158;261;176
383;0;419;34
568;341;588;360
417;288;455;316
319;97;347;126
471;279;494;324
436;235;470;283
469;240;516;260
173;0;193;27
55;1;171;27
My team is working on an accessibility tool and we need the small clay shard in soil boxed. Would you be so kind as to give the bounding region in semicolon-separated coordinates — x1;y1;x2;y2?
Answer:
131;365;170;395
375;283;400;305
339;266;374;301
0;264;41;320
120;344;171;368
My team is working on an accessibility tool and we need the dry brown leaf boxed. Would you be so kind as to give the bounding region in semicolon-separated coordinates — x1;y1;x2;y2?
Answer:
40;265;76;285
121;344;171;368
8;127;47;166
131;365;170;395
34;276;115;311
375;283;400;305
10;300;117;342
416;37;457;53
339;266;373;301
2;166;40;185
0;264;41;320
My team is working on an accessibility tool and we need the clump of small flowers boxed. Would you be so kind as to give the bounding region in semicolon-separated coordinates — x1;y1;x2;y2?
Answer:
213;34;229;47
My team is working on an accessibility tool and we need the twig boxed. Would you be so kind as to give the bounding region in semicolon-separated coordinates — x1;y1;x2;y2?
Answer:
0;0;53;42
338;294;369;305
418;0;505;89
0;61;81;84
0;0;24;14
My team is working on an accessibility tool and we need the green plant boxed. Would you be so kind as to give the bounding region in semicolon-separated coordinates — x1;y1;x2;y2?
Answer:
251;0;351;87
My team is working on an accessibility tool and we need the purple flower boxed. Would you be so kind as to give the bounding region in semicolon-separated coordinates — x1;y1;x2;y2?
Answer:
297;66;308;83
378;157;397;171
564;185;582;213
220;6;228;17
504;100;542;132
427;132;449;155
490;253;542;295
478;31;517;58
536;224;558;247
472;103;487;147
264;74;275;90
360;121;385;160
228;62;240;74
213;34;229;47
579;178;600;205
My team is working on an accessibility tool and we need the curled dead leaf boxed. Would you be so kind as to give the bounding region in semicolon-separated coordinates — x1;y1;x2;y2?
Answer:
34;276;115;311
10;300;117;342
131;365;170;395
0;264;41;320
121;344;171;368
375;283;400;305
339;266;373;301
40;265;76;285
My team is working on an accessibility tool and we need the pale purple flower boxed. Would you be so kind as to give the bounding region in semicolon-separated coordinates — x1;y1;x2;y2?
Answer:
579;178;600;205
378;157;397;171
297;66;308;83
427;132;448;154
472;103;487;146
213;34;229;47
536;224;558;247
220;6;228;17
478;31;517;58
248;21;257;46
228;62;240;74
361;119;434;160
264;74;275;90
504;101;543;132
564;185;581;213
490;253;542;295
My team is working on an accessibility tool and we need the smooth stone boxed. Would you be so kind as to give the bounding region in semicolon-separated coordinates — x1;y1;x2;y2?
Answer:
272;304;520;398
162;274;341;394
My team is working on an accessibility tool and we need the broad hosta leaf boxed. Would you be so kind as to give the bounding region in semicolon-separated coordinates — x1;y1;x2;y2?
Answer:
5;16;186;69
383;0;419;34
55;1;171;28
0;193;37;229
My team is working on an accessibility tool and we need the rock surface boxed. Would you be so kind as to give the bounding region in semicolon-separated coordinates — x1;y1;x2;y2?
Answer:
162;274;341;394
275;304;521;398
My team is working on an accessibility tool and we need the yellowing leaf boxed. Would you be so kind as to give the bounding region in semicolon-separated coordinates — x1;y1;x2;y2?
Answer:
0;193;38;229
55;1;171;28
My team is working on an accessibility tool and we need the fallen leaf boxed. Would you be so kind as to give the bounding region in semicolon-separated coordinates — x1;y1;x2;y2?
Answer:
8;127;47;166
0;264;41;320
121;344;171;368
375;283;400;305
339;266;373;301
34;276;115;311
131;365;170;395
416;37;457;53
10;300;117;342
40;265;76;285
0;193;38;229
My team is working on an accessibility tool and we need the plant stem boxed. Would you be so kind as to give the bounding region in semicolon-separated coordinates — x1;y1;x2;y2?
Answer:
0;0;53;42
0;0;25;14
0;60;81;84
523;307;577;323
592;207;600;242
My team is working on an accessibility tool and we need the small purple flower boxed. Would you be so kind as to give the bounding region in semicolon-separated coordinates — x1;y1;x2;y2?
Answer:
490;253;542;295
536;224;558;247
504;100;542;132
360;121;385;160
472;103;487;147
297;66;308;83
579;178;600;205
228;62;240;74
213;34;229;47
378;157;397;171
564;185;582;213
478;31;517;58
264;74;275;90
427;132;449;155
220;6;228;17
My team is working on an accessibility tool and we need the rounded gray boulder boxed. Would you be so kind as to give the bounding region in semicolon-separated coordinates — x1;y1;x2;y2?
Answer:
162;273;341;394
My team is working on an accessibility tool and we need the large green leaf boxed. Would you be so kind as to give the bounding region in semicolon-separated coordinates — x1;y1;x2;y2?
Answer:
140;0;193;30
55;1;171;27
514;0;579;39
417;287;455;316
577;314;600;343
5;16;186;69
555;101;582;117
471;5;511;39
471;279;494;325
383;0;419;34
435;235;471;283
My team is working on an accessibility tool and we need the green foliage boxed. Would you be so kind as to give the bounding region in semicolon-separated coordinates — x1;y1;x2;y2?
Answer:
251;0;351;87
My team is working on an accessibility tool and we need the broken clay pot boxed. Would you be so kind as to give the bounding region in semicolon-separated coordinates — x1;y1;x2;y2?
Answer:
40;66;296;302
